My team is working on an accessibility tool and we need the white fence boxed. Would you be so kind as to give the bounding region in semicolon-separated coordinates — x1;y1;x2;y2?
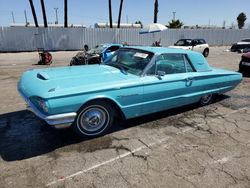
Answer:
0;27;250;52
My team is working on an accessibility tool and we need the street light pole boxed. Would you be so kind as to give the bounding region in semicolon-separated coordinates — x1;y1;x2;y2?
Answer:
11;11;15;23
54;8;58;24
173;11;176;21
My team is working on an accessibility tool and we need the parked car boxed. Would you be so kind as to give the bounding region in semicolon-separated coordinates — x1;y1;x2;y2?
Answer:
230;39;250;53
169;39;210;57
70;43;122;66
239;52;250;75
18;47;242;137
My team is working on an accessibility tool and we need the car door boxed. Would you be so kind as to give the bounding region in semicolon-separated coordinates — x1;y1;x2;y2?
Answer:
192;40;202;53
141;53;197;115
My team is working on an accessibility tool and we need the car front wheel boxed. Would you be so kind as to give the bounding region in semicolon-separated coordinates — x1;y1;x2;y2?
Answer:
73;101;114;138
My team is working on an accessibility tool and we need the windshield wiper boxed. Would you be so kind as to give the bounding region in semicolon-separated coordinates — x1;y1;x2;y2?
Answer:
108;63;128;74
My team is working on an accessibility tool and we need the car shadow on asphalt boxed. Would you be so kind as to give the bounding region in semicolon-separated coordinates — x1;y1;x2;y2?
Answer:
0;95;229;162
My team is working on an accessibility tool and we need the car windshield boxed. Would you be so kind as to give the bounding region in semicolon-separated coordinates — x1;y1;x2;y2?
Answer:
175;39;192;46
104;48;154;76
87;44;106;54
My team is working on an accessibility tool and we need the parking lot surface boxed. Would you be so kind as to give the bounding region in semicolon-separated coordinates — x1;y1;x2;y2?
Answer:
0;47;250;188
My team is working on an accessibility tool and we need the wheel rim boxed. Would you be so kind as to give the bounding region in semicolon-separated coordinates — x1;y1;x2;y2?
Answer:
77;105;109;134
204;50;209;57
201;94;212;104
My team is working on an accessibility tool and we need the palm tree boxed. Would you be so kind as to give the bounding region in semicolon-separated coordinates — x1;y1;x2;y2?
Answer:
154;0;158;23
237;12;247;29
40;0;48;27
64;0;68;27
108;0;113;28
117;0;124;28
28;0;39;27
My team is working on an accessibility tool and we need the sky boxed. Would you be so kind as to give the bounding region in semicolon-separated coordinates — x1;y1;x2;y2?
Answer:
0;0;249;28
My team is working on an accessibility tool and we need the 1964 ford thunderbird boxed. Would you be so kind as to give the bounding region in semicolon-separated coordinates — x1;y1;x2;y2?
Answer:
18;47;242;137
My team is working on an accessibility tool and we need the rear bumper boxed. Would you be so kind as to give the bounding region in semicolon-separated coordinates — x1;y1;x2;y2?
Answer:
18;88;76;128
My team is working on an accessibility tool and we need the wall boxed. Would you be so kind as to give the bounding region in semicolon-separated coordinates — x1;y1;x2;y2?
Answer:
0;27;250;52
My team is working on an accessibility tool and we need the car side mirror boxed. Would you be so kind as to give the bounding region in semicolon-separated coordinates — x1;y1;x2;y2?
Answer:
156;70;166;79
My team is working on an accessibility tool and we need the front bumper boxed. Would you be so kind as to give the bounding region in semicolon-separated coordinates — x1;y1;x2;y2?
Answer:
18;88;76;128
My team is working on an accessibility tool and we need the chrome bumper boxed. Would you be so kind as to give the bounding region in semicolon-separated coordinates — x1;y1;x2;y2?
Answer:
18;88;76;128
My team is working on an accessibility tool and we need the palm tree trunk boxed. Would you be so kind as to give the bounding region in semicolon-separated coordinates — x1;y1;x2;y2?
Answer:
117;0;124;28
40;0;48;27
64;0;68;27
154;0;158;23
28;0;39;27
108;0;113;28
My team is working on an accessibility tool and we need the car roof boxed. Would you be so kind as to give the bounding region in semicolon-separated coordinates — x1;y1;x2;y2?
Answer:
124;46;198;55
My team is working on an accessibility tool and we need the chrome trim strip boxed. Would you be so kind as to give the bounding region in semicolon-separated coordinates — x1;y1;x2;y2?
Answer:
18;87;76;127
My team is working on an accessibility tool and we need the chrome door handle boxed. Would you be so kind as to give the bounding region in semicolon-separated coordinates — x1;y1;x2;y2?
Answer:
185;77;193;87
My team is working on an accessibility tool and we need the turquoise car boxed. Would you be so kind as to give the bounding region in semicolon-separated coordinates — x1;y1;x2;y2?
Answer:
18;47;242;137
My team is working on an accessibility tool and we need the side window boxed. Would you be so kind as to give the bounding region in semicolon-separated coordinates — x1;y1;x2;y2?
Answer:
156;54;186;74
152;54;195;75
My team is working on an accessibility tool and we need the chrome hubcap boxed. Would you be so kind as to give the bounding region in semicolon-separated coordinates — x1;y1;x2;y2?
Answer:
80;107;107;132
201;94;212;104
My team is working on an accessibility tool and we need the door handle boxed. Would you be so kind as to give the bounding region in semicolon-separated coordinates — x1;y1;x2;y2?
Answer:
185;77;193;87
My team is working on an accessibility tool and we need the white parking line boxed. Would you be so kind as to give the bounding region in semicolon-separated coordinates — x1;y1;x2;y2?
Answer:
46;138;168;187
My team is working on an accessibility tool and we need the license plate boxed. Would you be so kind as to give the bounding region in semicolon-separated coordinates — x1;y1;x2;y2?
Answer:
242;61;250;66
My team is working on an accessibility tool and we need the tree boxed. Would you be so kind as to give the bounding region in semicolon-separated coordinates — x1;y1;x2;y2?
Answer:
166;19;184;29
135;21;143;28
237;12;247;29
28;0;39;27
154;0;158;23
64;0;68;27
117;0;124;28
108;0;113;28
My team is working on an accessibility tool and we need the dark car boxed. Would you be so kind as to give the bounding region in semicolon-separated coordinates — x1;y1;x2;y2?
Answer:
239;52;250;75
231;39;250;53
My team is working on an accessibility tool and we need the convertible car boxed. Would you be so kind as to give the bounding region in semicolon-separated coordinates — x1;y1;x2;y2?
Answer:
18;47;242;137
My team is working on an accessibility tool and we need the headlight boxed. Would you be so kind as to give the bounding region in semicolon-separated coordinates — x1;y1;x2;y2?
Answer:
30;97;49;113
37;98;49;113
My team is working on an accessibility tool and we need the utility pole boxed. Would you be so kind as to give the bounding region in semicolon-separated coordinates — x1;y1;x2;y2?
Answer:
40;0;48;27
28;0;39;27
173;11;176;21
54;8;58;24
11;11;15;23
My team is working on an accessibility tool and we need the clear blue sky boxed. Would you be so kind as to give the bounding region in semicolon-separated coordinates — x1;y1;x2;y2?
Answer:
0;0;249;27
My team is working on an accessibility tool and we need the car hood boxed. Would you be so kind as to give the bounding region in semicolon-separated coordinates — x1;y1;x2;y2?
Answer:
168;46;192;50
18;65;138;99
242;52;250;59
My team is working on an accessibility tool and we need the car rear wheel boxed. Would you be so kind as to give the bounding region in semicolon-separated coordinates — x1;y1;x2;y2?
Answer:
73;101;114;138
203;48;209;57
200;94;213;106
